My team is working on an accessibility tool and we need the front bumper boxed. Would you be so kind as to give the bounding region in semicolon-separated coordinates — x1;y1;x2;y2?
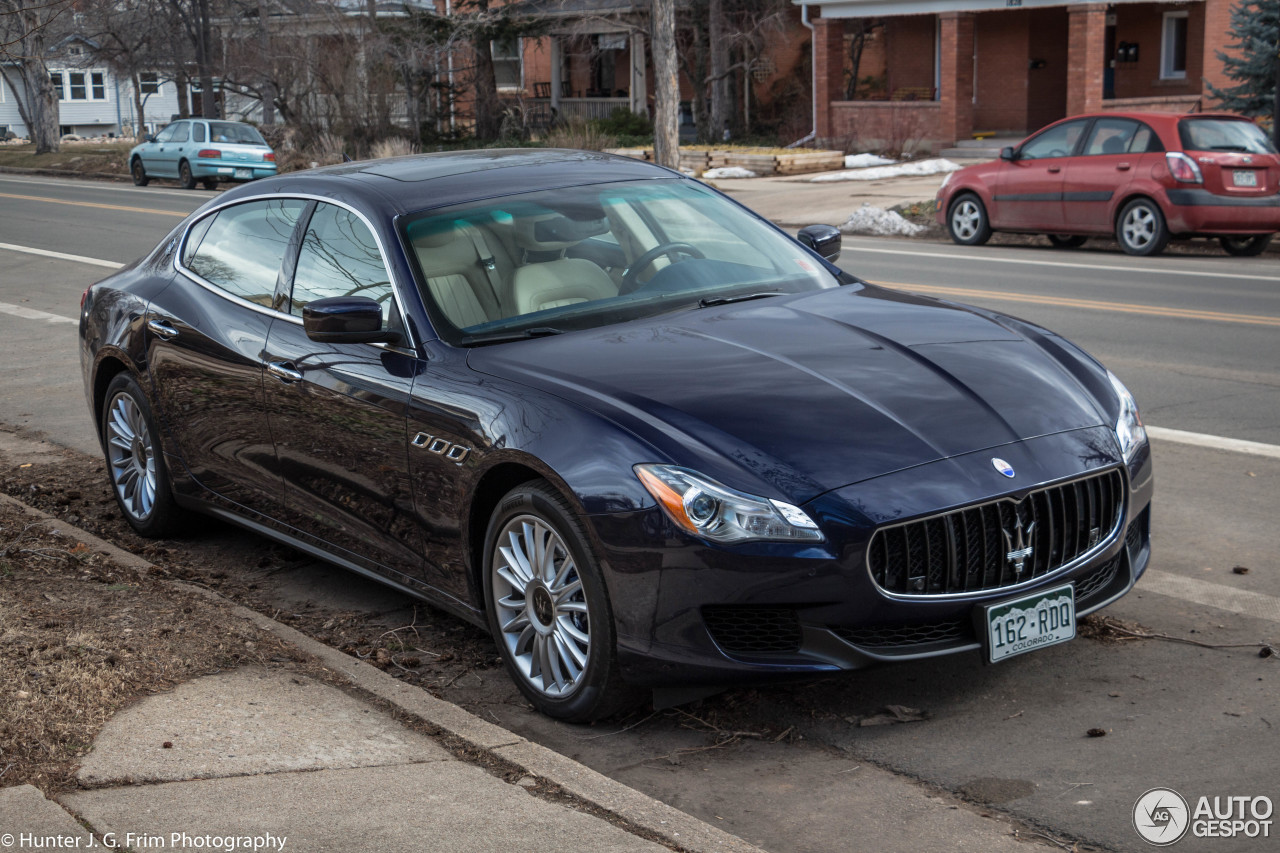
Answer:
598;426;1154;688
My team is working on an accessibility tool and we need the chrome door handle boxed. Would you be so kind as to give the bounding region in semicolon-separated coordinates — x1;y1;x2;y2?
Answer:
147;319;178;340
266;361;303;382
1116;163;1131;171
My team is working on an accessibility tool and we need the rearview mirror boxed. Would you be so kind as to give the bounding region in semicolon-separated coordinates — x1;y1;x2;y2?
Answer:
1000;146;1017;161
302;296;402;345
797;224;842;262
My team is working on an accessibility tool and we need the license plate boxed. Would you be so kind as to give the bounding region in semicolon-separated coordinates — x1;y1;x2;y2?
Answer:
234;168;252;180
1233;170;1258;187
982;584;1075;663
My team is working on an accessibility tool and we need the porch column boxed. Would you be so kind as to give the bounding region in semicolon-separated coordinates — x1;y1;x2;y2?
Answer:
1200;0;1234;106
812;16;845;142
629;32;648;116
550;36;563;115
939;12;975;143
1066;3;1107;115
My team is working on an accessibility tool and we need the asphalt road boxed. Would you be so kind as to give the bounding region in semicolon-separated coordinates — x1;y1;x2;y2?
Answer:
2;174;1278;852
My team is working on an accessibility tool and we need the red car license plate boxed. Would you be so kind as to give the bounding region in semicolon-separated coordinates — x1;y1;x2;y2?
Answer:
1232;170;1258;188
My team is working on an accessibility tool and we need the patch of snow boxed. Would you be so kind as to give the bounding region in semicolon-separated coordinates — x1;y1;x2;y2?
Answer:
811;158;962;183
840;203;925;237
843;153;897;169
702;166;759;179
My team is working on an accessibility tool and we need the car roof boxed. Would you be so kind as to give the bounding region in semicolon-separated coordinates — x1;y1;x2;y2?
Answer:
218;148;680;216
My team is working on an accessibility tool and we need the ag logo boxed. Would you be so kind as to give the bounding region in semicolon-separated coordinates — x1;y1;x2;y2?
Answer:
1134;787;1190;846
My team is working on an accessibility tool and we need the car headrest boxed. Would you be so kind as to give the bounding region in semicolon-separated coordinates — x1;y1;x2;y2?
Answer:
514;212;607;252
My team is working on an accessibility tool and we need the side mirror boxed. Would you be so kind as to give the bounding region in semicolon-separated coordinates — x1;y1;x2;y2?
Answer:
797;224;842;263
144;134;155;143
1000;146;1017;161
302;296;402;345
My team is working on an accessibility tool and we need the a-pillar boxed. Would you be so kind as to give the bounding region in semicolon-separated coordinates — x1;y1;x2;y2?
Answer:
629;32;648;116
1066;3;1108;115
1200;0;1234;107
812;15;845;143
939;12;975;144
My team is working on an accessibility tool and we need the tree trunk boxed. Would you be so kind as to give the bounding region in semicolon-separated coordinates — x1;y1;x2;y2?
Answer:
1273;42;1279;151
471;34;502;140
258;0;276;125
708;0;730;142
651;0;679;168
177;70;191;118
195;0;217;118
131;72;147;137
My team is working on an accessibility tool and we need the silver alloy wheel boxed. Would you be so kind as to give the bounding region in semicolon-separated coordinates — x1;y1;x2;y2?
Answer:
491;514;590;697
105;392;157;521
951;199;982;240
1121;205;1157;249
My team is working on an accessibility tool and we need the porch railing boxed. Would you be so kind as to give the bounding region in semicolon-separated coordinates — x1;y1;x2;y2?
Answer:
527;97;630;123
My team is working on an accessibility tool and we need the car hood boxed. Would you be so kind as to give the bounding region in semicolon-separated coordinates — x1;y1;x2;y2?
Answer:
468;285;1113;503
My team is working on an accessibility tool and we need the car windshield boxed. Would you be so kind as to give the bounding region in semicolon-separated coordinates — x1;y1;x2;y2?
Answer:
208;121;267;146
400;180;838;344
1178;118;1277;154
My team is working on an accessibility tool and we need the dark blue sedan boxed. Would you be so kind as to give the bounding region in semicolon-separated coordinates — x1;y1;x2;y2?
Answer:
79;150;1153;720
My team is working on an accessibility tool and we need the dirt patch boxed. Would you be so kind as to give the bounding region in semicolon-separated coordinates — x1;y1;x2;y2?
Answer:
1077;612;1154;644
0;142;133;176
0;498;306;793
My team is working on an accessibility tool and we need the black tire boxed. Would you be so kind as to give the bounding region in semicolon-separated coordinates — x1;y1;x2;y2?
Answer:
201;177;218;191
131;158;149;187
1047;234;1087;249
947;194;992;246
178;160;197;190
1115;198;1169;256
1218;234;1272;257
482;481;641;721
100;373;187;538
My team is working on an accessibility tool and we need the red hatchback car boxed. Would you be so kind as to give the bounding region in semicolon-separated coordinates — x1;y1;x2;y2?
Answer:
936;112;1280;256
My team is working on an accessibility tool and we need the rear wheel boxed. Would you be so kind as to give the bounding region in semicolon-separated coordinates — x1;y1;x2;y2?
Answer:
1116;198;1169;256
483;481;640;721
178;160;197;190
1218;234;1272;257
947;194;992;246
1047;234;1087;249
131;159;149;187
101;373;186;538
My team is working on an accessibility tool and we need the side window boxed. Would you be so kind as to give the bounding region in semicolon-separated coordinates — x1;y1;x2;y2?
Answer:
183;199;306;307
170;122;189;143
1130;123;1163;154
1020;120;1088;160
153;124;177;143
291;203;394;321
192;122;206;143
1084;119;1138;156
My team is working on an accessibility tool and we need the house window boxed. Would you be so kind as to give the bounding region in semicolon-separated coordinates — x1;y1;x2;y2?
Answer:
68;72;87;100
52;70;108;101
91;72;106;100
1161;11;1188;80
491;38;523;91
140;72;160;95
49;72;63;99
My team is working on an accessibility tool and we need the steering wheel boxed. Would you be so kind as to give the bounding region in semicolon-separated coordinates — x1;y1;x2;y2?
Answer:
620;242;706;293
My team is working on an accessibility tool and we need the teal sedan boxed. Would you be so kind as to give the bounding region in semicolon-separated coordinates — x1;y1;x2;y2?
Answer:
129;119;277;190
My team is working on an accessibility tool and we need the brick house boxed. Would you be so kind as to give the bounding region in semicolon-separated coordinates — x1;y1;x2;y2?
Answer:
798;0;1249;152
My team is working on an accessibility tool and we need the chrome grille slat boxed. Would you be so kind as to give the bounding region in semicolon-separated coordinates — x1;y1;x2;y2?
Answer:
867;469;1126;598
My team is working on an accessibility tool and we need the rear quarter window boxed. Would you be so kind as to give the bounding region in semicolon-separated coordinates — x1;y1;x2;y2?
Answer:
182;199;307;308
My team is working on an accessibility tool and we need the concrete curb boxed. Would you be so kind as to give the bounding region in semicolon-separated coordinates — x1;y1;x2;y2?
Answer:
0;493;764;853
0;165;131;182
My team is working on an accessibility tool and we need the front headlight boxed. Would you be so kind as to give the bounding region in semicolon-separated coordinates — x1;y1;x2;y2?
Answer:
634;464;824;544
1107;370;1147;464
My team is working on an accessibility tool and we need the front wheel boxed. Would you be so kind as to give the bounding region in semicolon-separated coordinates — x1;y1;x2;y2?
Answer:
131;159;149;186
178;160;197;190
1116;198;1168;256
947;194;992;246
483;481;640;721
101;373;187;538
1219;234;1272;257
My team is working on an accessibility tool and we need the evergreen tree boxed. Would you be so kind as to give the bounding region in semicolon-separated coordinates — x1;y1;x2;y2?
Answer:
1208;0;1280;149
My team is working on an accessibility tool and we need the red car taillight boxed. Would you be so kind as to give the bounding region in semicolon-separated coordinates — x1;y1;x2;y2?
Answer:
1165;152;1203;184
264;152;276;162
197;149;222;159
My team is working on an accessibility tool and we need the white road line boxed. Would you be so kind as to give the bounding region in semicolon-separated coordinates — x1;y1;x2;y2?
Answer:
0;174;210;199
0;242;124;270
1141;570;1280;624
846;244;1280;282
1147;426;1280;461
0;301;77;324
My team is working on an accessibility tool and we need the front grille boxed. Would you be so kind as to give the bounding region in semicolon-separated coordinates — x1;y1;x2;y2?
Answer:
867;469;1125;597
833;618;972;650
703;606;802;654
1075;553;1122;606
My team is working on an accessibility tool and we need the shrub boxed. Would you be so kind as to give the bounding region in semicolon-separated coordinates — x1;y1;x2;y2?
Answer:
544;117;617;152
593;107;652;138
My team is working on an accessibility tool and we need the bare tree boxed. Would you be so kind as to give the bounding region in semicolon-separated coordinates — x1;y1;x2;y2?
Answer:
0;0;73;152
650;0;677;167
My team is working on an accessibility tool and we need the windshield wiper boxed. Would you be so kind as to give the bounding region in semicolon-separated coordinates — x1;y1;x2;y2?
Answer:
459;326;563;346
698;291;781;308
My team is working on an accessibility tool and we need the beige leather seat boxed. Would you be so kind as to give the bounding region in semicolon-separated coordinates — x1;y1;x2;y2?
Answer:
509;213;617;317
409;220;515;329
